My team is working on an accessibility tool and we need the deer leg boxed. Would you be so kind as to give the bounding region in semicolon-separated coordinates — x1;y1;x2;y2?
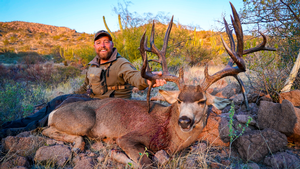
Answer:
42;127;85;152
116;133;152;168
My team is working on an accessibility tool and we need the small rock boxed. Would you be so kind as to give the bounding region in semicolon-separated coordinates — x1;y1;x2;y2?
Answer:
0;155;30;169
34;144;72;167
90;141;104;151
264;152;300;169
153;150;169;165
97;154;106;163
221;159;230;166
190;142;207;153
73;156;95;169
236;115;256;125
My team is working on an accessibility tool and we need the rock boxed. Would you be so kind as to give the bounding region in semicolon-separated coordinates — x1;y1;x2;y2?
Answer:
46;139;64;146
288;107;300;144
198;113;229;146
240;163;260;169
219;116;232;143
236;115;256;126
12;167;28;169
190;142;207;154
153;150;169;165
211;82;241;99
233;128;287;163
34;144;72;167
219;114;253;144
90;141;104;151
73;156;95;169
16;131;31;137
0;155;30;169
264;152;300;169
257;100;297;135
2;136;46;157
279;90;300;106
97;154;106;163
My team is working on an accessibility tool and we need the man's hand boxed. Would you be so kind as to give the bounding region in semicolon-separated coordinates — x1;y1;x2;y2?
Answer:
147;71;167;88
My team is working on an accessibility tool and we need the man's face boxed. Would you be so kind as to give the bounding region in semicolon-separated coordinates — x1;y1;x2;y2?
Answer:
94;36;114;62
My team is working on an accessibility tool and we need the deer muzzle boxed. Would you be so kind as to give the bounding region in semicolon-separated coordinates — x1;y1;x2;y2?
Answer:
178;116;194;131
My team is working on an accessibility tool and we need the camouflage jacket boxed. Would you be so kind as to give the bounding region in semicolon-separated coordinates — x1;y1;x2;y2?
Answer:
74;48;148;99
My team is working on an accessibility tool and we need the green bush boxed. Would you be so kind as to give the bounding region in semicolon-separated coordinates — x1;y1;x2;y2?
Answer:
0;80;46;124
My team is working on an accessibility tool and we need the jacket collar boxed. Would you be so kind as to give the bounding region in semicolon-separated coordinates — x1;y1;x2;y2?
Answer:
89;48;118;66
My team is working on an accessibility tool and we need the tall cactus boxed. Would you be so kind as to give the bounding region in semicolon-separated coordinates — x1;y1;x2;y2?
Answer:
102;16;116;40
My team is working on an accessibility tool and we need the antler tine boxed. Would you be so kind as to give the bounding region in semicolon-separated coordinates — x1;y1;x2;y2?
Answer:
243;32;277;54
223;18;235;52
139;17;182;112
229;2;243;56
140;30;151;78
201;3;246;91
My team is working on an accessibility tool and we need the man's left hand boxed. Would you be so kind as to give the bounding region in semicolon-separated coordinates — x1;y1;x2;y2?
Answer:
147;71;167;88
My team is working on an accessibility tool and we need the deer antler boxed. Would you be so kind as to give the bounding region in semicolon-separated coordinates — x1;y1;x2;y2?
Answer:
201;2;276;91
201;2;276;110
139;16;184;111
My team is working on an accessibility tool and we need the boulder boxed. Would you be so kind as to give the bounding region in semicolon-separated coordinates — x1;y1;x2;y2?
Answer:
233;128;287;163
2;135;46;157
34;144;72;167
257;100;297;135
264;152;300;169
287;106;300;144
279;90;300;107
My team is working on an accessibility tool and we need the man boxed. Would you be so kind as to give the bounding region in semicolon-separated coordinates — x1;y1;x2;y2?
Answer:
0;30;166;138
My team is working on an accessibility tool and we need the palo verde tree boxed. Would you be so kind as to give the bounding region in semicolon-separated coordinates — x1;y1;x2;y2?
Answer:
240;0;300;98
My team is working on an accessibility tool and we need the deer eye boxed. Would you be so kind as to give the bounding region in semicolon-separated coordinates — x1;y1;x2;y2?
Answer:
177;99;182;104
197;99;206;105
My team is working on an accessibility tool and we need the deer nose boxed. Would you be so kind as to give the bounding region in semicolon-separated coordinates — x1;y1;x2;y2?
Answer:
178;116;194;130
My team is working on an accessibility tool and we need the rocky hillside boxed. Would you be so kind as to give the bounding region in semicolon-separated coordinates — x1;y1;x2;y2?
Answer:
0;21;76;35
0;21;94;63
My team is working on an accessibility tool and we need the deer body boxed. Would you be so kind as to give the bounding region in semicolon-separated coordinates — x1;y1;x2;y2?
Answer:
44;88;209;166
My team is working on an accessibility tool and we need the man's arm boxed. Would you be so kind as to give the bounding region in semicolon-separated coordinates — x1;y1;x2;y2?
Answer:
118;62;166;90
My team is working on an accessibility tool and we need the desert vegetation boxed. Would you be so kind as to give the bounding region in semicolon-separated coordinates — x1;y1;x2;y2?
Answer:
1;0;300;168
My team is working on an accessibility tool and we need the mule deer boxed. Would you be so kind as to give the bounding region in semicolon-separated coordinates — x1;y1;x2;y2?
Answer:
42;2;275;167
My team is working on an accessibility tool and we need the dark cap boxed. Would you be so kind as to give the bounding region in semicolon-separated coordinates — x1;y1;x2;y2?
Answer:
94;30;112;41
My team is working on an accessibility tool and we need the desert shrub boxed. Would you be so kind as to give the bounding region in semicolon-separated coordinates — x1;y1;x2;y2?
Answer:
3;38;9;46
50;66;82;86
245;51;288;102
73;44;95;66
0;80;46;124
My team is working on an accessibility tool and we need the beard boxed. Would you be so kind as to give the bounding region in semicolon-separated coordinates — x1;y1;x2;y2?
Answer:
98;48;113;60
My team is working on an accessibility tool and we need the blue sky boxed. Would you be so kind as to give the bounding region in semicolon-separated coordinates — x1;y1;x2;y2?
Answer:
0;0;244;34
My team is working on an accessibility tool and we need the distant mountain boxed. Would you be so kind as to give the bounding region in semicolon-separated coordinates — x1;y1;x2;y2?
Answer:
0;21;76;35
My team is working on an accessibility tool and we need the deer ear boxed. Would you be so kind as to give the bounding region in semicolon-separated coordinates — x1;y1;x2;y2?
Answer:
205;92;231;110
159;90;180;104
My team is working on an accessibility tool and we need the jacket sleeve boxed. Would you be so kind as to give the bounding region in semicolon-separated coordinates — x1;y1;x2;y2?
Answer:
73;73;89;94
118;62;149;90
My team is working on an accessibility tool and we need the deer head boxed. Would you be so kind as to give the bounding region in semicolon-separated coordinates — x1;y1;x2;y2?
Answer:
139;2;276;132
